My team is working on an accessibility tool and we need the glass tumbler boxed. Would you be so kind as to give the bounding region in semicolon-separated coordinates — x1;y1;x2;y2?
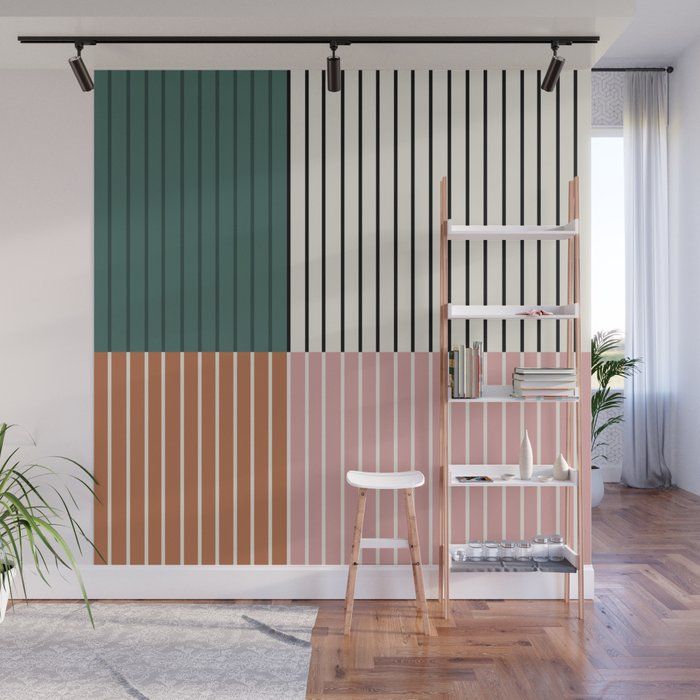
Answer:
548;534;565;561
467;540;483;561
483;541;499;561
499;540;516;561
516;540;532;561
452;548;467;563
532;535;549;562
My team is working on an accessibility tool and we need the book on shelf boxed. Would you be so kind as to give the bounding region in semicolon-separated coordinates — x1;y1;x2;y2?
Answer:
512;366;577;398
448;342;483;399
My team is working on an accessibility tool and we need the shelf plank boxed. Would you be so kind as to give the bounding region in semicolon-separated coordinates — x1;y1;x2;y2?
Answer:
449;464;577;487
448;303;578;320
449;385;579;403
447;219;577;241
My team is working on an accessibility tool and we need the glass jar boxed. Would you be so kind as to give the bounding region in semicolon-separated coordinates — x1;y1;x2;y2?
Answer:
452;548;467;563
499;540;516;561
532;535;549;562
548;534;565;561
467;541;483;561
516;540;532;561
483;541;499;561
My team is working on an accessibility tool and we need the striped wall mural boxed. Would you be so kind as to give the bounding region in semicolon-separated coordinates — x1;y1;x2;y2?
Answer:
94;69;591;566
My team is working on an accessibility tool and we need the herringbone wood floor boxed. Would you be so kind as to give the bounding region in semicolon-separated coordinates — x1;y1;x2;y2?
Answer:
307;484;700;698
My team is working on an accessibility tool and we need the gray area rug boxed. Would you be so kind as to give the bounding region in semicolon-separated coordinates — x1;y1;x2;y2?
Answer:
1;602;317;699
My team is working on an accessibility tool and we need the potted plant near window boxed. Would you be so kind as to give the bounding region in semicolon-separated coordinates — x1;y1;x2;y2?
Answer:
0;422;96;624
590;331;641;507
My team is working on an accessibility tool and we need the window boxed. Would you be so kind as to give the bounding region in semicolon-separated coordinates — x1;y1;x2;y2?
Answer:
591;129;625;337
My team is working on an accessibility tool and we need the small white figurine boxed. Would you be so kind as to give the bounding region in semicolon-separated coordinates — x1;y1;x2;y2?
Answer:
553;453;571;481
519;430;533;480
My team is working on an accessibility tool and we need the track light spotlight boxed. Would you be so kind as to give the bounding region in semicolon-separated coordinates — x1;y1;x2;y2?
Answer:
327;42;341;93
69;43;94;92
541;41;565;92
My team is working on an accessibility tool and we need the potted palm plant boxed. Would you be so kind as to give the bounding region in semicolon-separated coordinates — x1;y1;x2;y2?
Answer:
0;422;96;624
590;331;641;507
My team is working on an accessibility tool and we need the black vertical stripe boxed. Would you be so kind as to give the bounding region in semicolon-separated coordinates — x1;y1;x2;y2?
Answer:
393;70;398;352
536;69;542;352
555;79;561;352
358;70;363;352
482;70;488;351
286;70;291;352
465;70;470;343
340;70;346;352
501;70;507;352
375;70;381;352
428;70;433;353
304;70;309;352
410;70;416;352
321;71;327;352
447;70;452;350
519;69;525;352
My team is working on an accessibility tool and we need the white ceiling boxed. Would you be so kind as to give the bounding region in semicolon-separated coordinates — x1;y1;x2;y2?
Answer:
596;0;700;68
0;0;633;70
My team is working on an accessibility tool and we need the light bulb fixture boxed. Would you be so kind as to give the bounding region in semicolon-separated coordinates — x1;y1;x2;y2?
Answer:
68;43;94;92
327;42;341;92
541;41;565;92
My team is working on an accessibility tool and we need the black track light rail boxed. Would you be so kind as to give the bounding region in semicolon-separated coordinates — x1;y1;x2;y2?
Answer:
18;34;599;46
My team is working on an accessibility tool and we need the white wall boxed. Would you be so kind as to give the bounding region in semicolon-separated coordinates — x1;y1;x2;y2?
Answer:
669;39;700;495
0;69;94;566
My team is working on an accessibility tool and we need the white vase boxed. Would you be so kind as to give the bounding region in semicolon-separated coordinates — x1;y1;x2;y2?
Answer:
519;430;533;480
591;466;605;508
0;564;16;623
553;453;571;481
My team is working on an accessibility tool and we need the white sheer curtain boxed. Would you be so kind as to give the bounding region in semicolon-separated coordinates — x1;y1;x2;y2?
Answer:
622;72;673;488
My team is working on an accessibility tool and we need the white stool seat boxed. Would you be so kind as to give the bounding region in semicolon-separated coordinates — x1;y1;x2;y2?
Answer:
346;470;425;490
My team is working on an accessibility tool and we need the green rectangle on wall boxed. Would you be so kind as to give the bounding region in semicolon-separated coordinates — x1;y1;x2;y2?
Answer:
94;69;289;352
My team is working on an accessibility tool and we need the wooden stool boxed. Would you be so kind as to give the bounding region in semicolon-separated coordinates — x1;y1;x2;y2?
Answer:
344;470;433;636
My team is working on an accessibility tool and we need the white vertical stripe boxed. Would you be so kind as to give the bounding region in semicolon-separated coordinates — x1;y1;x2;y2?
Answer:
304;352;310;565
214;352;220;565
361;70;377;351
321;353;327;564
160;351;166;565
197;352;202;564
233;353;238;564
339;352;345;564
250;354;255;560
268;353;273;564
413;71;429;350
107;352;112;565
144;353;149;563
125;353;131;564
179;352;185;565
397;72;413;351
308;71;324;350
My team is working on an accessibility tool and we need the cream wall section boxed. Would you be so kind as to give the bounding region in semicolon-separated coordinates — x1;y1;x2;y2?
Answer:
0;69;95;559
669;38;700;496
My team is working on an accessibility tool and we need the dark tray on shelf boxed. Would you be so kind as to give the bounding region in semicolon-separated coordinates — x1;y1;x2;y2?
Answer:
450;558;577;574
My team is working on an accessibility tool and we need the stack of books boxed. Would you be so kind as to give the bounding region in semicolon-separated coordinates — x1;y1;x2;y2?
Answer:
449;342;483;399
512;367;577;399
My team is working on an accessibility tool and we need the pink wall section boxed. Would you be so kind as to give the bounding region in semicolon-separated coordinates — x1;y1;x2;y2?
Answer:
287;351;591;566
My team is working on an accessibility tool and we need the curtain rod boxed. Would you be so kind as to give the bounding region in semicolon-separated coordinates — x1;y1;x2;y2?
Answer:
17;34;599;45
592;66;673;73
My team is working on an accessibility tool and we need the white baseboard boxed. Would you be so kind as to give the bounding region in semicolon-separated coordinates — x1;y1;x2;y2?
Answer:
15;565;594;601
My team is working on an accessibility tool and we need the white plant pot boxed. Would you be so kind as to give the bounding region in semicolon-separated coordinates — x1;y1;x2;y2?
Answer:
591;466;604;508
1;564;16;623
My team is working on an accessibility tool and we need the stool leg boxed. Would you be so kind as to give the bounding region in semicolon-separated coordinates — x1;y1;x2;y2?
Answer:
404;488;433;636
344;488;367;635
